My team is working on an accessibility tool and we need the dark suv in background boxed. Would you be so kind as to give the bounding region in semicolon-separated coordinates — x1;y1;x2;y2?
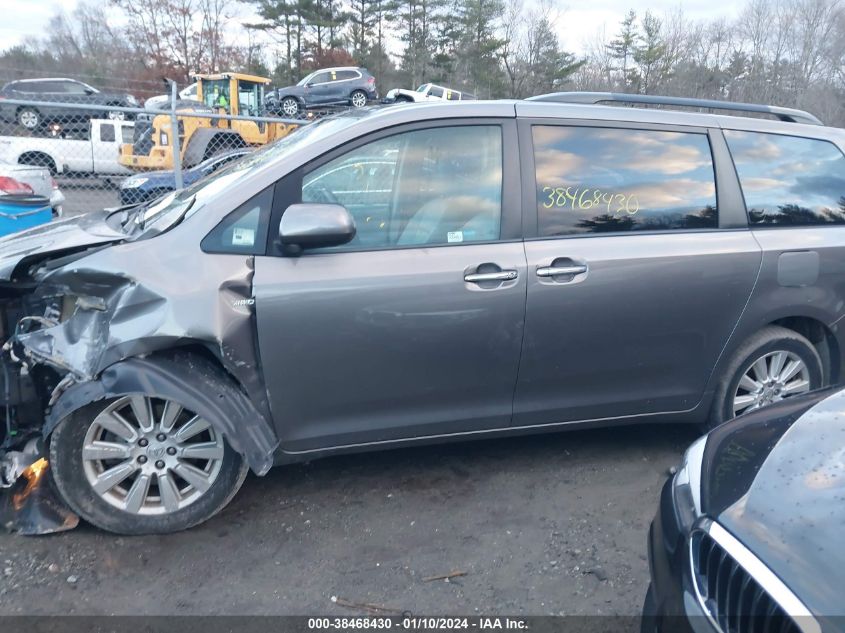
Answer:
0;77;138;131
265;67;377;117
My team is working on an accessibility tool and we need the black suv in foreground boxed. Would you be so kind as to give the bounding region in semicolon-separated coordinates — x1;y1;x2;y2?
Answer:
0;93;844;535
0;78;137;130
265;67;378;117
645;386;844;633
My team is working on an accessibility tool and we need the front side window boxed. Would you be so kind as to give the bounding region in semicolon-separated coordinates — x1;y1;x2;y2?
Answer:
725;130;845;226
61;81;90;94
301;125;503;250
99;124;115;143
202;187;273;255
533;126;718;236
428;86;445;98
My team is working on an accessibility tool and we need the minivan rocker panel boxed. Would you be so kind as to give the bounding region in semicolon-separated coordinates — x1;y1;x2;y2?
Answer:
1;99;845;534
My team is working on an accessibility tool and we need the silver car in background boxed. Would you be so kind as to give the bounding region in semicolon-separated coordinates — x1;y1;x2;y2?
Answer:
0;163;64;216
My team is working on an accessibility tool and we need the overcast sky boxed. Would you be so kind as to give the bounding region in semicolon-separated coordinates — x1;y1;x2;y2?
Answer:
1;0;743;56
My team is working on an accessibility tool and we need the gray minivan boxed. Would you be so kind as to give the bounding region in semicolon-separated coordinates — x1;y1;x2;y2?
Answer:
1;94;844;534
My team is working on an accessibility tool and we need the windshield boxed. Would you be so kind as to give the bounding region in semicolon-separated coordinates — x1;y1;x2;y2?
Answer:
296;73;316;87
121;110;375;234
416;84;429;93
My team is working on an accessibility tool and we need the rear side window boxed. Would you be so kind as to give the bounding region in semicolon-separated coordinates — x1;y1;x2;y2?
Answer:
120;124;134;144
532;126;718;236
336;70;358;80
10;82;40;93
725;131;845;226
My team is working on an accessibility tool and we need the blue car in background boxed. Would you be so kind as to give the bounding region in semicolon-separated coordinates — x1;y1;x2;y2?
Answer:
119;149;251;205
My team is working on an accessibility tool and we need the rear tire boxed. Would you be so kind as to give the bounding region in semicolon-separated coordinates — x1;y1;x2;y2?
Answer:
708;325;823;429
350;90;368;108
49;367;249;535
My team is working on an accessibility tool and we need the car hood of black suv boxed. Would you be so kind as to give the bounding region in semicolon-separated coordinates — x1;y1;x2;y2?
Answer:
701;387;845;620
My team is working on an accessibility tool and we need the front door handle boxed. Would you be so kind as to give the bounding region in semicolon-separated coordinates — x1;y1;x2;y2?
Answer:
464;270;518;283
536;264;587;277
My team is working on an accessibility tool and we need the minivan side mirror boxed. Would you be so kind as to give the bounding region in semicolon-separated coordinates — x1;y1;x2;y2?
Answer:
279;203;356;251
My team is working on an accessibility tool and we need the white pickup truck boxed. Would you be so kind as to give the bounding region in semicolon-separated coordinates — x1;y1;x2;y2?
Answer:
384;83;476;103
0;119;133;176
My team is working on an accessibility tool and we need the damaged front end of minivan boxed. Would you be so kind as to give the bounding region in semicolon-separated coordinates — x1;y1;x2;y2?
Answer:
0;210;279;534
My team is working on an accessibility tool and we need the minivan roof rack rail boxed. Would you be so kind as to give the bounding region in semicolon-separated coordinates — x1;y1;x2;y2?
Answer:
525;92;823;126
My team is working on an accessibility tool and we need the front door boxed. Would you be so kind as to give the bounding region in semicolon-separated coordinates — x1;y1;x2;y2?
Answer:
513;122;762;426
306;72;333;105
254;120;526;452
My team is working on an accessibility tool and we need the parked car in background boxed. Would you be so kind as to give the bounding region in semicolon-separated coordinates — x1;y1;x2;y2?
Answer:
0;163;64;215
0;78;138;131
144;82;198;110
383;83;475;103
0;177;54;236
265;67;378;117
0;118;134;176
119;148;251;205
1;94;845;537
644;386;845;633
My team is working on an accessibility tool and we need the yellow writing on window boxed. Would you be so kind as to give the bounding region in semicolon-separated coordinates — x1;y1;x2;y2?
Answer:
541;186;640;215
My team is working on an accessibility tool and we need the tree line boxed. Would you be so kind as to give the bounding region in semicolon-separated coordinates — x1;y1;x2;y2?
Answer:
0;0;843;126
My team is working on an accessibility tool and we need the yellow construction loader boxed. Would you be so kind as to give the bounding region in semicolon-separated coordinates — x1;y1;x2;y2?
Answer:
119;72;300;171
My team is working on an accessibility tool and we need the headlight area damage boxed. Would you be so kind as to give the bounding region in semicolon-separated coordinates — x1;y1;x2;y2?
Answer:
0;252;279;535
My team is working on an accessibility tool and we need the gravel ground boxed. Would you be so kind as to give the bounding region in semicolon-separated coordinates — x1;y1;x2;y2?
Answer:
0;423;698;616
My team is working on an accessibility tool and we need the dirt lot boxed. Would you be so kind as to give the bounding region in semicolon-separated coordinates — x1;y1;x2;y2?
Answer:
0;423;698;616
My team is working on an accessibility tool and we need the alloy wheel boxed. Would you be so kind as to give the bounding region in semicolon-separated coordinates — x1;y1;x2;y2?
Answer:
108;110;126;120
18;110;38;129
282;98;299;116
81;396;224;515
732;350;811;416
351;92;367;108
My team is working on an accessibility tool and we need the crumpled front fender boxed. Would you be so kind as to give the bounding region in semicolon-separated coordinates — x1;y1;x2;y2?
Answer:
44;354;278;475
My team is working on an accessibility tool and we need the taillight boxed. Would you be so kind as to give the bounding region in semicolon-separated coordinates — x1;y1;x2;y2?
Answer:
51;177;58;190
367;77;375;84
0;176;34;195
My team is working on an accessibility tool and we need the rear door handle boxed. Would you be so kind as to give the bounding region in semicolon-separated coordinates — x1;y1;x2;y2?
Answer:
536;265;587;277
464;270;518;283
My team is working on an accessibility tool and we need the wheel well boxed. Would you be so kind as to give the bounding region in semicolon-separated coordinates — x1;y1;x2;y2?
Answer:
146;342;237;383
18;151;57;175
769;316;839;385
201;133;246;161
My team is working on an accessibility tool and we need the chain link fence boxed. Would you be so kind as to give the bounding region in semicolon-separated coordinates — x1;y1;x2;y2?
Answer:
0;80;356;220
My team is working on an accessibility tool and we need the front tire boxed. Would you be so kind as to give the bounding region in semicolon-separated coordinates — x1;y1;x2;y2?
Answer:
50;395;248;535
280;96;300;117
709;325;823;429
17;107;40;130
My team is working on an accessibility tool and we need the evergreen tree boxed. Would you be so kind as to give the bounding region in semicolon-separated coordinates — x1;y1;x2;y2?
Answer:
607;9;637;89
632;11;667;93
